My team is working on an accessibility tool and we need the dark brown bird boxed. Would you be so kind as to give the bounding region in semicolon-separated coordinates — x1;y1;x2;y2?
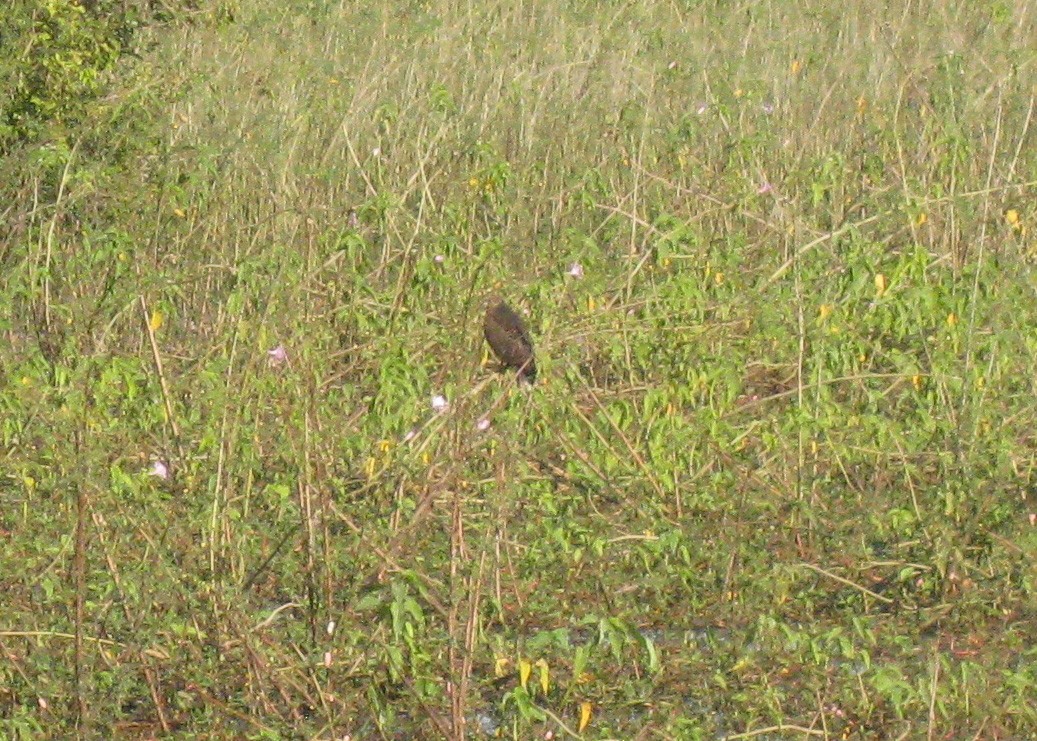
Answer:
483;297;537;381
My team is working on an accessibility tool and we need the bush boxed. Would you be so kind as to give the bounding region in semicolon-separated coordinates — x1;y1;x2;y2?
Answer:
0;0;203;152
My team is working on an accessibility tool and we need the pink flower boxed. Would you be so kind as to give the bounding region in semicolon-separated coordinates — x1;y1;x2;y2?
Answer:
696;103;709;115
476;417;491;431
149;461;169;480
762;102;775;114
431;394;448;412
267;345;288;367
757;182;773;195
567;262;584;279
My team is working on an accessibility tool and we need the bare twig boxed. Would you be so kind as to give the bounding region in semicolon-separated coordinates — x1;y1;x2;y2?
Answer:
800;562;894;605
139;295;184;461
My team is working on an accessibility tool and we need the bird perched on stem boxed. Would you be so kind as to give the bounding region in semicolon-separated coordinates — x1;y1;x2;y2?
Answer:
483;296;537;382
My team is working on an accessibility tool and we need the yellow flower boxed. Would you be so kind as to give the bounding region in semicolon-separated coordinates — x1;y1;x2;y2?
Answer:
790;59;803;75
535;659;550;694
999;208;1024;235
518;658;532;689
946;312;958;327
818;304;833;322
874;273;887;297
734;88;744;98
579;702;593;733
856;95;867;114
916;212;927;226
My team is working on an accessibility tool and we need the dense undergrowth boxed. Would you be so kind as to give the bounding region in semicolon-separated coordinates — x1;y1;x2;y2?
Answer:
2;0;1036;738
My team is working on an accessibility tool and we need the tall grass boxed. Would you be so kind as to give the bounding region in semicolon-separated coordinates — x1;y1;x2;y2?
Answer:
2;0;1036;737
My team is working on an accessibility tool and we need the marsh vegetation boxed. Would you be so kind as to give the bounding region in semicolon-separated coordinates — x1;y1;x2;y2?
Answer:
2;0;1036;737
